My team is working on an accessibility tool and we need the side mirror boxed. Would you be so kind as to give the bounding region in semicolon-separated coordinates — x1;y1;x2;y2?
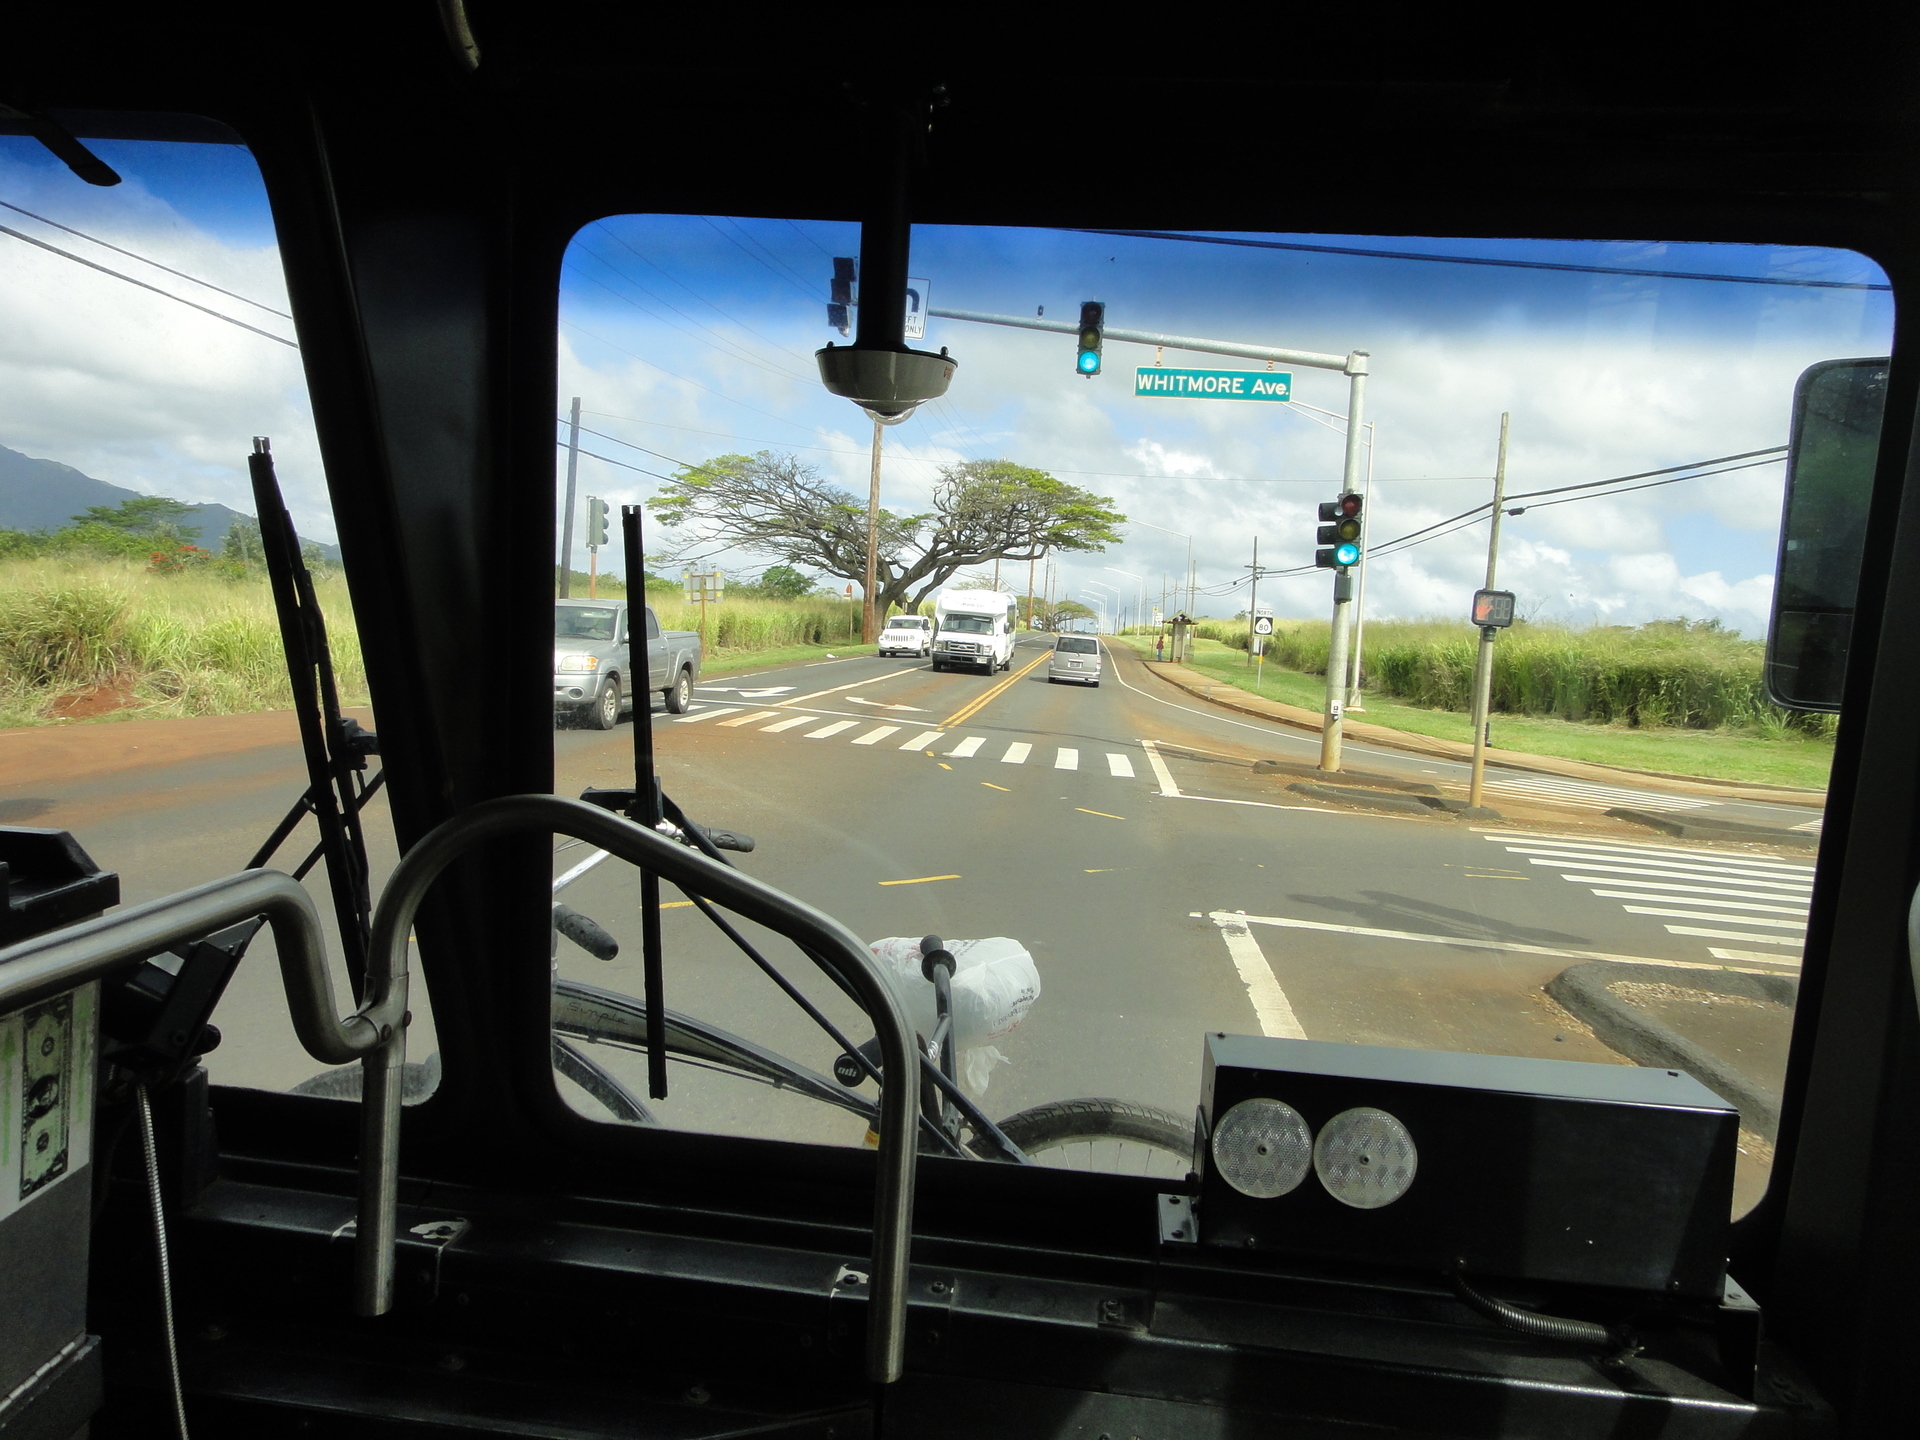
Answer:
1766;356;1890;712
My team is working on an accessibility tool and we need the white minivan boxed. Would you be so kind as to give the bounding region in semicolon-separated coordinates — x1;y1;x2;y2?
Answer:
1047;634;1103;685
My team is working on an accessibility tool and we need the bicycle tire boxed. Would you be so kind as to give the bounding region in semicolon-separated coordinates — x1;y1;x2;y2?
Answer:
973;1097;1193;1176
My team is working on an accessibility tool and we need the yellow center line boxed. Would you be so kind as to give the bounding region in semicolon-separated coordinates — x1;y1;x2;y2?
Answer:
658;900;695;908
1085;868;1115;873
940;650;1052;729
879;874;961;886
1077;808;1125;820
982;781;1010;791
938;762;952;770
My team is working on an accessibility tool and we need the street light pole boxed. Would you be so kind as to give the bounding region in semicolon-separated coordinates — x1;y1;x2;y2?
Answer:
1125;519;1195;653
559;396;582;598
1346;420;1376;710
1468;413;1512;812
862;419;883;643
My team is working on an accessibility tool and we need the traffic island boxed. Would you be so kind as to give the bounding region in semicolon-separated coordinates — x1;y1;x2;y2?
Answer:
1546;961;1794;1141
1284;780;1503;821
1604;807;1819;851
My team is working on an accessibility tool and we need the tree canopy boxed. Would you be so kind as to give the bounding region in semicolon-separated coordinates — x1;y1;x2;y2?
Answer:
70;495;200;540
648;452;1124;614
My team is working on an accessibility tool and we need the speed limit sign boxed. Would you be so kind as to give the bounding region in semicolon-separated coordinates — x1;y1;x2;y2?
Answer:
1253;616;1274;636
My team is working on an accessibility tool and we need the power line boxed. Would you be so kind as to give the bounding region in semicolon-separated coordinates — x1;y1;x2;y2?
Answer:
554;440;674;482
0;223;298;347
1073;228;1892;292
0;198;294;317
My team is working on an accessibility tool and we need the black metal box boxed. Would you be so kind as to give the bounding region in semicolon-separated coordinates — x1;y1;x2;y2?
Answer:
1196;1034;1737;1298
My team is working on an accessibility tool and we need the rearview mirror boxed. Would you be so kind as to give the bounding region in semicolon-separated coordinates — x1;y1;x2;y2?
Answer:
1766;356;1889;712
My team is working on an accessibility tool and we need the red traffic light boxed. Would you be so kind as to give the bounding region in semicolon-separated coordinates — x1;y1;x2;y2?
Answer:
1337;493;1361;517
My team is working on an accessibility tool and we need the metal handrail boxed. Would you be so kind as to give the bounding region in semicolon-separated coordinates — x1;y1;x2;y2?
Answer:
0;868;408;1312
378;794;920;1384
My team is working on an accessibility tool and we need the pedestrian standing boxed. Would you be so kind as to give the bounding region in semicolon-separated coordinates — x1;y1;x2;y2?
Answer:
1155;634;1165;661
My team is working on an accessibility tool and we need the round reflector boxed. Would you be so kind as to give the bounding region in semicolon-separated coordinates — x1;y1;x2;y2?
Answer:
1314;1107;1417;1209
1210;1098;1313;1199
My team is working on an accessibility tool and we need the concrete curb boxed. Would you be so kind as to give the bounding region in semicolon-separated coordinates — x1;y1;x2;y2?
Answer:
1546;961;1795;1140
1130;654;1826;809
1605;807;1819;850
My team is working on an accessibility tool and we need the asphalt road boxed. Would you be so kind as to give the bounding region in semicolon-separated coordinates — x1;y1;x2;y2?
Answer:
2;638;1812;1204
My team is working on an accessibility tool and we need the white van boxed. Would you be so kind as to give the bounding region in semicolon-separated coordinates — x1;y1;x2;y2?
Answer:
932;590;1018;673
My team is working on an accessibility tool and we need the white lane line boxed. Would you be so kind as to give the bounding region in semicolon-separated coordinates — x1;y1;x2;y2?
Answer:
1055;748;1079;770
1593;889;1808;916
1140;739;1181;796
1107;753;1135;778
1624;905;1807;930
1229;911;1789;975
1209;912;1308;1039
783;667;926;705
948;737;985;758
761;715;815;733
1666;925;1803;946
900;730;945;750
851;725;901;745
805;720;859;739
717;710;780;727
1002;742;1033;764
673;707;742;724
1792;819;1823;833
1482;776;1712;811
1526;859;1810;891
1566;877;1814;905
1711;948;1803;967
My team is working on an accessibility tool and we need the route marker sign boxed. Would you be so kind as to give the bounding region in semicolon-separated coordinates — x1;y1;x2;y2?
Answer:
1135;367;1293;401
1253;616;1274;636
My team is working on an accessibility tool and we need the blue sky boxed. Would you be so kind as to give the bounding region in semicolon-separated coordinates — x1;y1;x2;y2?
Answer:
0;131;1894;635
560;216;1892;633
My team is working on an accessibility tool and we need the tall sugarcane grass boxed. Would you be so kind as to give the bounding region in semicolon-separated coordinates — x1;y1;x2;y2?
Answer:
1147;615;1833;738
649;596;864;653
0;557;366;727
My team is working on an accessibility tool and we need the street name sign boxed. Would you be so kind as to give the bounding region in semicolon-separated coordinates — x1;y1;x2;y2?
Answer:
1135;367;1293;401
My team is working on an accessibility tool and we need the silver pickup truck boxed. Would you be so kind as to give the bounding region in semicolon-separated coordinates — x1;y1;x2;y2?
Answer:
554;599;702;729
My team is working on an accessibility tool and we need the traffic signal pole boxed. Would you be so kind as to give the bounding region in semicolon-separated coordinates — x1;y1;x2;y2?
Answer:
1319;360;1370;772
1467;413;1512;811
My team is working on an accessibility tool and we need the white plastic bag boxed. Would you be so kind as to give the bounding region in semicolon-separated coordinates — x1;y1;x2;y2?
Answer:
865;936;1041;1095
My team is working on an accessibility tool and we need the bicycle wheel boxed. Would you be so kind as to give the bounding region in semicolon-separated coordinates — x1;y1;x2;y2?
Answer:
973;1097;1193;1179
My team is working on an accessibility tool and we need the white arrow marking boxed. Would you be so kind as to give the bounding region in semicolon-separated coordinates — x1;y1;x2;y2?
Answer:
848;696;925;711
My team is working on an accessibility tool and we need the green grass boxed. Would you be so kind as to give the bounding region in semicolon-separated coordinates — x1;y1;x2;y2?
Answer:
702;642;878;675
1118;636;1831;789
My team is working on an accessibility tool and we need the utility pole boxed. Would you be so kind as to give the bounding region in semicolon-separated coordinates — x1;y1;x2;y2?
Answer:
559;396;582;598
1026;554;1037;631
1468;413;1512;811
1244;538;1262;666
1319;353;1370;773
863;419;883;642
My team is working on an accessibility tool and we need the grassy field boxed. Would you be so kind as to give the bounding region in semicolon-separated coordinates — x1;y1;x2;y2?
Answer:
0;557;881;727
1117;635;1831;789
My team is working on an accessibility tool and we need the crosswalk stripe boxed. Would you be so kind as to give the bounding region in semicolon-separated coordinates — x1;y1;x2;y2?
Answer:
1483;776;1712;811
761;715;814;733
1710;948;1802;968
852;725;901;745
1592;889;1807;916
718;710;780;727
1502;844;1810;878
1107;753;1135;778
1002;742;1032;764
1561;875;1810;903
806;720;858;739
674;707;741;723
948;737;985;758
1666;925;1801;946
1485;832;1814;868
900;730;944;750
1055;748;1079;770
1623;905;1806;930
1528;859;1809;891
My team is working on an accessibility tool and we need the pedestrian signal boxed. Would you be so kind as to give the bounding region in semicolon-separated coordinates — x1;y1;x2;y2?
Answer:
1472;589;1516;628
1076;301;1105;376
586;497;609;548
1314;493;1363;568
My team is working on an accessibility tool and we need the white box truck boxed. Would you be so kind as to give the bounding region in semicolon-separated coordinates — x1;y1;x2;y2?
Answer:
931;590;1019;673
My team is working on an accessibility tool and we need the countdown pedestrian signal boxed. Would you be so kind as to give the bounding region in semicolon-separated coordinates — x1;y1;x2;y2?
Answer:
1076;301;1105;376
1315;493;1363;568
